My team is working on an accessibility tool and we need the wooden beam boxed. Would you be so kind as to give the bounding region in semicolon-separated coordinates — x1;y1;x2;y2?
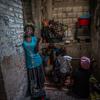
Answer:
53;1;89;8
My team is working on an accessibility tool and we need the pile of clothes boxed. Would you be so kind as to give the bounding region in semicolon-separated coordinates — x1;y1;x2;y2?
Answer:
41;20;67;43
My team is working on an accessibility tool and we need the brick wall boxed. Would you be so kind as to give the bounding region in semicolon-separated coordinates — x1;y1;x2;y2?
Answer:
0;0;27;100
52;0;89;39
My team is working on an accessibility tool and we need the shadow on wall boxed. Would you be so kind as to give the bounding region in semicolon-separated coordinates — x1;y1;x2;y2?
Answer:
0;64;7;100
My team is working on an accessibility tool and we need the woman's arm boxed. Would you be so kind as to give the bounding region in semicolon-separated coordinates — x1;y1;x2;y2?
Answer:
34;38;41;53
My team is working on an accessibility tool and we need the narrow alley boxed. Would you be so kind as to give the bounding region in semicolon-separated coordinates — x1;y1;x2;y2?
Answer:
0;0;100;100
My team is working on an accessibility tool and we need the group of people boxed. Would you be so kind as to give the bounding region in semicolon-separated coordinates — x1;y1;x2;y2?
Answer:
45;46;91;99
22;22;92;100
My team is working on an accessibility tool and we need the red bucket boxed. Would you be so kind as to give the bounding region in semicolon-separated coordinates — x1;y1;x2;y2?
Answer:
78;18;90;26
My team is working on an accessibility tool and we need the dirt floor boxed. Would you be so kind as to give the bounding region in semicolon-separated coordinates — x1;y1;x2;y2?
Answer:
44;79;89;100
45;87;89;100
46;90;89;100
24;79;89;100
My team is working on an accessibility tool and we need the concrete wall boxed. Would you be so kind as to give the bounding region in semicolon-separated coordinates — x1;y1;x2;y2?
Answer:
91;0;100;81
22;0;42;35
22;0;33;24
0;0;27;99
32;0;42;31
67;42;91;69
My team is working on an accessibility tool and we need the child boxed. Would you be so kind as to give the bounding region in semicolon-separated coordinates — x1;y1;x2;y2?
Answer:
23;24;46;100
52;48;72;88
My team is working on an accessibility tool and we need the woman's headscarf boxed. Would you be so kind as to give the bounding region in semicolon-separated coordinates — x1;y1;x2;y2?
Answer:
80;56;90;70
